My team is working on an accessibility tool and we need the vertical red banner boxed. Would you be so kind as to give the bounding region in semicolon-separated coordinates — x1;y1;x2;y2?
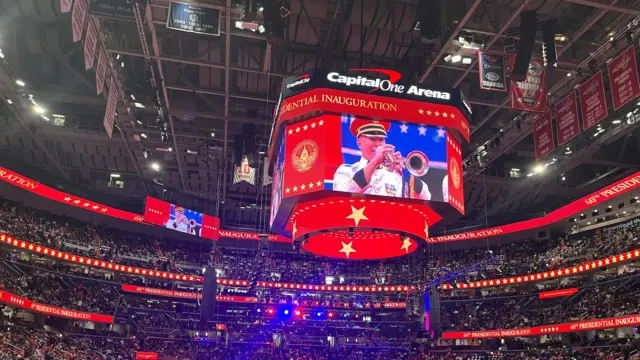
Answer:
71;0;88;42
84;21;98;70
509;55;548;112
60;0;73;13
446;134;465;215
533;113;554;160
578;71;608;130
607;45;640;110
554;91;580;145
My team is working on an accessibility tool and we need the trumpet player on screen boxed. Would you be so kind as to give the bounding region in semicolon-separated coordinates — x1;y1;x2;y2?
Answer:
333;119;431;200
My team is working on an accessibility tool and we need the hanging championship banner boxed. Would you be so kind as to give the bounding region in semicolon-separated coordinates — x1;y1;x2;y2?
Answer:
233;155;256;185
71;0;89;42
83;20;98;70
167;1;221;36
60;0;74;13
88;0;140;21
554;91;580;145
478;51;507;92
578;71;608;130
103;77;118;139
533;112;554;160
95;48;108;95
509;55;548;112
607;45;640;110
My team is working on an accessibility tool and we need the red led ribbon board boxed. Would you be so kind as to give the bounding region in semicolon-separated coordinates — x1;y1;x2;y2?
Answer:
136;352;159;360
0;166;144;223
539;288;578;299
442;313;640;339
607;45;640;110
269;70;470;259
430;170;640;243
144;196;220;240
121;285;258;303
0;289;113;323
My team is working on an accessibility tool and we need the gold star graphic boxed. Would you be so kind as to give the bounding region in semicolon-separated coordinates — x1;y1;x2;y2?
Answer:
401;238;412;253
339;241;357;258
346;206;368;226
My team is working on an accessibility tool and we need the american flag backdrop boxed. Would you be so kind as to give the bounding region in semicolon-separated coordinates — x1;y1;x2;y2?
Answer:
339;114;449;202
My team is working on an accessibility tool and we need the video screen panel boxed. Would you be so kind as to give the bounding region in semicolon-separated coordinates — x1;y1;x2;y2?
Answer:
270;135;286;227
330;115;448;202
144;196;219;240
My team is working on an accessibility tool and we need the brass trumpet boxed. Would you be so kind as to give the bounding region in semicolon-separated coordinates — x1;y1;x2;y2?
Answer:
384;150;430;177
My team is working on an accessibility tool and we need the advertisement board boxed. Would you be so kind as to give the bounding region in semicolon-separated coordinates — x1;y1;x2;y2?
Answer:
143;197;219;240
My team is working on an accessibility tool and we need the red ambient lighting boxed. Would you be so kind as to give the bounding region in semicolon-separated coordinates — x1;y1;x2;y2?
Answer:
328;312;335;318
294;310;302;316
267;308;275;315
539;288;579;299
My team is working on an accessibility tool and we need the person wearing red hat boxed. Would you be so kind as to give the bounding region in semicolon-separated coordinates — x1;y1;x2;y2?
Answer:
332;119;431;200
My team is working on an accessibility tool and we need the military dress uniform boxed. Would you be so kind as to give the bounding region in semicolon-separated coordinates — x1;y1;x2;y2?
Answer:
332;119;431;200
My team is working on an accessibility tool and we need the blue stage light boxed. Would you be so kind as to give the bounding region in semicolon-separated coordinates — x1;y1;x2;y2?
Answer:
317;312;322;317
284;309;289;315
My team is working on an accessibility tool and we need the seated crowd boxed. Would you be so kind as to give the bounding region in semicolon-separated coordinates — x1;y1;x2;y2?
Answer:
0;199;638;289
0;199;639;358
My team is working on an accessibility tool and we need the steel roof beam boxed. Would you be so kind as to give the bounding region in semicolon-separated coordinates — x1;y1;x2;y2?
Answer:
452;0;532;88
135;2;187;190
563;0;640;15
418;0;482;83
106;49;288;77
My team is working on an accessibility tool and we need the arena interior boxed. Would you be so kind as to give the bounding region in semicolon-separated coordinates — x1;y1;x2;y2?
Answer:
1;0;640;359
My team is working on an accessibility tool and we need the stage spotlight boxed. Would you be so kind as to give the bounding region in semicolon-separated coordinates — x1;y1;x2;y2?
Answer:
294;310;301;316
283;310;290;315
267;308;274;315
316;312;323;317
256;308;261;313
328;312;334;318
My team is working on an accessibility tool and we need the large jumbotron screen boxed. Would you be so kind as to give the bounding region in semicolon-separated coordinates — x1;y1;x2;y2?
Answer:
332;115;448;202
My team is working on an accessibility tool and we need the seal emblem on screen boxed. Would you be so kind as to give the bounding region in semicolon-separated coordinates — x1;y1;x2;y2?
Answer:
291;139;319;172
450;157;461;190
